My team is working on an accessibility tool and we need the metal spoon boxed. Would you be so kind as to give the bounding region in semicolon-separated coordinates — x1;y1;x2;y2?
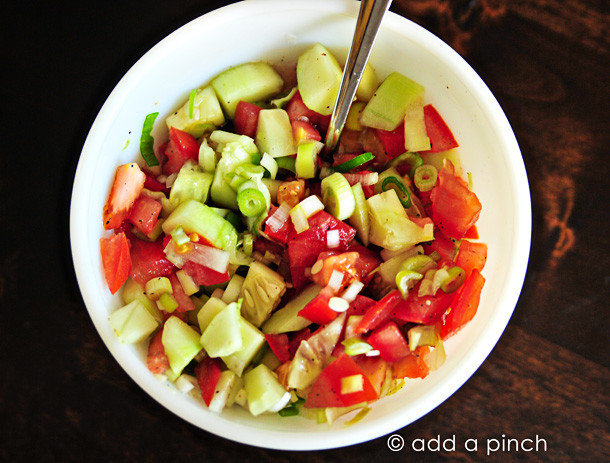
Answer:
323;0;393;154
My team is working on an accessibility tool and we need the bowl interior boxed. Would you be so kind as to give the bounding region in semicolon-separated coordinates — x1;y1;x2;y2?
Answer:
70;0;531;450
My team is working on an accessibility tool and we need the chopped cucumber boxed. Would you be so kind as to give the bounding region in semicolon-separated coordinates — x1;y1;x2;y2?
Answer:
221;318;266;376
209;130;259;154
168;162;213;207
295;140;323;179
109;299;159;344
321;172;355;221
165;86;225;138
200;301;243;358
197;297;227;332
360;72;425;131
162;199;238;251
296;43;343;115
211;62;284;119
243;364;287;416
356;63;378;102
121;278;163;323
161;316;203;375
403;94;431;151
208;370;238;413
255;109;296;158
144;276;172;301
345;101;366;131
262;284;320;334
347;182;370;246
239;261;286;327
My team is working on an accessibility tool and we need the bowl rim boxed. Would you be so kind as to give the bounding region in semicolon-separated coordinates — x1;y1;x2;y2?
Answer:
70;0;532;450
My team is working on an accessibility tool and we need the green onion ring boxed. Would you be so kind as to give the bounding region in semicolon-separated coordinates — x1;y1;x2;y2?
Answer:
188;89;197;119
381;176;412;208
237;188;267;217
414;164;438;192
333;152;375;173
140;112;159;167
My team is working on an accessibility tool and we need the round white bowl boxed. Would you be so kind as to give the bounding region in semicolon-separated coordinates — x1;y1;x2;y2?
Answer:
70;0;531;451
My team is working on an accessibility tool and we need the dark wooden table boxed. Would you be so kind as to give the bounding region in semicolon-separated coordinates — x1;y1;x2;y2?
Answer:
2;1;608;461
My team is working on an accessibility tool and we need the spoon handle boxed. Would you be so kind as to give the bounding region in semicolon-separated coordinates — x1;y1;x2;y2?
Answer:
324;0;393;154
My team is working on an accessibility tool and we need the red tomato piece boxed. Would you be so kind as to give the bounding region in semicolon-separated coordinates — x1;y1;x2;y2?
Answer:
392;287;454;325
347;243;382;283
163;127;199;175
103;163;146;230
421;104;459;153
100;231;131;294
374;123;406;160
366;321;411;363
263;205;294;244
143;172;167;192
285;91;331;132
288;327;312;358
298;289;338;325
310;251;359;289
292;119;321;144
439;269;485;339
391;346;430;379
355;290;402;334
422;232;459;262
129;238;175;285
146;329;169;375
168;273;195;312
354;355;387;394
234;101;262;138
431;166;482;240
181;260;230;287
346;295;377;317
128;194;162;235
195;357;224;407
304;353;379;408
455;240;487;277
264;333;291;364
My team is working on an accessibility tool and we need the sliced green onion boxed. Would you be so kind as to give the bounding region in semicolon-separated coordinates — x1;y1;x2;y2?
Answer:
251;152;262;165
279;405;300;417
440;266;466;293
321;172;356;220
144;277;173;301
388;152;423;176
401;254;436;274
242;233;254;257
188;89;197;119
407;325;440;351
236;188;266;217
170;225;191;246
395;269;423;298
235;163;265;181
140;112;159;167
342;338;373;356
381;176;411;208
414;164;438;191
333;152;374;173
275;156;296;172
260;152;278;179
224;211;243;231
295;141;322;179
158;292;179;313
290;204;309;233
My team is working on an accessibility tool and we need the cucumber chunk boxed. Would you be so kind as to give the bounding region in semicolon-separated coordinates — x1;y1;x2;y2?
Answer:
200;301;243;358
221;318;266;376
121;278;163;323
296;43;343;115
109;299;159;344
262;284;320;334
239;261;286;327
165;86;225;138
255;109;296;158
168;162;214;207
211;62;284;119
243;364;287;416
347;182;370;246
197;296;227;332
162;316;203;375
360;72;425;131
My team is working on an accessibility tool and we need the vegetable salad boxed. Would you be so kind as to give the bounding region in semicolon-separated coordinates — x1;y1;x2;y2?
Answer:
100;43;487;424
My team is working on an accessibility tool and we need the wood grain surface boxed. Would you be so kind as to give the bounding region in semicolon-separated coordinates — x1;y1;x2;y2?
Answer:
1;0;608;461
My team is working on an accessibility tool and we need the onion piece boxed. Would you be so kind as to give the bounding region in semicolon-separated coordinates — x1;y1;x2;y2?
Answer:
329;297;349;313
290;204;309;234
266;201;291;232
299;195;324;218
326;229;340;248
327;269;344;292
341;280;364;302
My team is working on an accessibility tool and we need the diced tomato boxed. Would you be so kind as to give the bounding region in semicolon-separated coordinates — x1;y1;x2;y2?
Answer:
285;91;331;133
374;123;406;160
146;329;169;375
310;251;359;288
354;355;387;394
234;101;262;138
391;345;430;379
422;232;459;262
253;235;286;258
347;243;382;283
100;231;131;294
355;290;401;335
366;321;410;363
392;286;454;325
103;163;146;230
420;104;459;153
304;353;379;408
298;288;338;325
347;295;377;317
438;269;485;339
455;240;487;277
291;119;321;144
430;165;482;240
128;194;162;235
168;273;195;312
288;327;312;358
143;172;167;192
195;357;224;407
129;238;175;285
276;180;306;209
181;260;230;287
464;225;479;239
163;127;199;175
264;333;291;364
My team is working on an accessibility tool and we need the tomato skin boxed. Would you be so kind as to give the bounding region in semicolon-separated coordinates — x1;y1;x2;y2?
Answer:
100;232;131;294
181;260;230;287
422;232;459;262
354;355;387;394
146;329;169;375
103;163;146;230
163;127;199;175
195;357;224;407
298;289;338;325
391;345;430;379
310;251;359;288
438;269;485;339
234;101;262;138
143;173;167;192
392;287;454;325
291;119;321;143
431;166;482;240
128;194;162;235
455;240;487;277
168;273;195;312
374;123;406;160
304;353;379;408
366;321;411;363
288;327;312;358
355;290;401;334
264;333;291;364
129;238;175;285
286;91;331;132
421;104;459;153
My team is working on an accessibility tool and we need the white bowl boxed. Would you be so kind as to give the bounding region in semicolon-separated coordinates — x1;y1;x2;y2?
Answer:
70;0;531;450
